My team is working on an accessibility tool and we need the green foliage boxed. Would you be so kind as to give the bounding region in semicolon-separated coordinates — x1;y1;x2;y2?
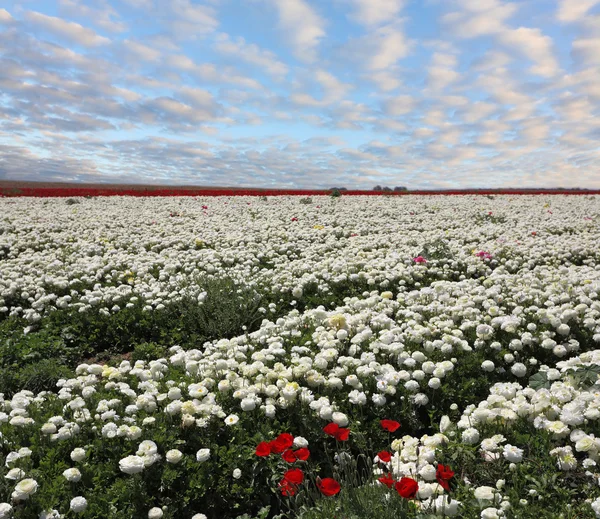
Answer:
65;198;80;205
299;197;313;205
418;238;453;261
330;189;341;198
131;341;169;362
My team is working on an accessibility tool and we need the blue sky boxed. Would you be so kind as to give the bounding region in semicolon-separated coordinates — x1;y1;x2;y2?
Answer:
1;0;600;188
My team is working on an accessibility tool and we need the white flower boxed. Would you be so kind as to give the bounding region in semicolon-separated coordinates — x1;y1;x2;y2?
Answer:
575;436;596;452
481;361;495;372
191;515;208;519
293;436;309;448
331;412;348;426
474;486;497;504
224;414;239;426
503;444;523;463
148;508;163;519
63;468;82;482
70;496;87;513
462;428;480;445
0;503;12;519
196;449;210;462
418;463;437;481
70;448;86;462
4;469;25;481
119;455;145;474
240;398;256;412
166;450;184;464
137;440;158;457
510;363;527;377
233;468;242;479
481;508;501;519
11;478;38;501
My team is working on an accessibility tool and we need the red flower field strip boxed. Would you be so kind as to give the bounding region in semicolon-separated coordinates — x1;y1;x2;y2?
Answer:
2;186;600;197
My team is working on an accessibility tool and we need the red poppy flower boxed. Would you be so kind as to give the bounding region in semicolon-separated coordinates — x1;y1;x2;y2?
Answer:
377;451;392;463
323;423;340;436
270;433;294;453
380;419;401;432
317;478;341;496
291;217;298;221
255;442;271;457
282;449;296;463
294;448;310;461
283;468;304;485
335;428;350;441
378;473;395;489
436;464;454;491
395;477;419;499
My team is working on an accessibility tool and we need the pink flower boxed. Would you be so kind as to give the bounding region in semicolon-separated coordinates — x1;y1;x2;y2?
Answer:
413;256;427;264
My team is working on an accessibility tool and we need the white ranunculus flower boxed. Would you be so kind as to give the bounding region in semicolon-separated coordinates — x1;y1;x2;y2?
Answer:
196;449;211;462
70;448;86;462
4;468;25;481
70;496;88;513
166;449;184;464
331;412;348;426
474;486;497;504
148;507;163;519
63;468;82;482
119;455;145;474
502;444;523;463
11;478;38;501
0;503;12;519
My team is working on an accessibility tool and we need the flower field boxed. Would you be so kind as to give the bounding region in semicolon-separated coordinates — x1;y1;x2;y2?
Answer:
1;194;600;518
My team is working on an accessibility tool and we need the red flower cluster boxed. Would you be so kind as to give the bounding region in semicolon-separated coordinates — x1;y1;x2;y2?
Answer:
255;434;310;464
279;468;304;496
377;473;419;498
323;423;350;441
3;186;599;198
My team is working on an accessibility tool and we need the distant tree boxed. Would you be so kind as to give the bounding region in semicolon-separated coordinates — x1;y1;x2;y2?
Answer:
373;185;383;191
382;186;392;192
394;186;408;192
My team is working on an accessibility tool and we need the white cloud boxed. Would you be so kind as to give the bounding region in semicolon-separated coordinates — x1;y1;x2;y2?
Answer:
427;53;462;90
441;0;518;39
350;22;411;70
498;27;559;77
213;33;289;78
24;11;110;46
268;0;325;62
123;40;162;62
557;0;600;22
58;0;127;33
345;0;405;26
382;94;416;116
0;8;13;24
571;37;600;66
314;69;353;102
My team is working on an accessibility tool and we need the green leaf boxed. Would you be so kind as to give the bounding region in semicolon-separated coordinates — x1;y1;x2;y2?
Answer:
529;371;551;390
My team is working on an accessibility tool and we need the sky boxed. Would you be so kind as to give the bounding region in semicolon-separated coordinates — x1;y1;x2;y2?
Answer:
1;0;600;189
